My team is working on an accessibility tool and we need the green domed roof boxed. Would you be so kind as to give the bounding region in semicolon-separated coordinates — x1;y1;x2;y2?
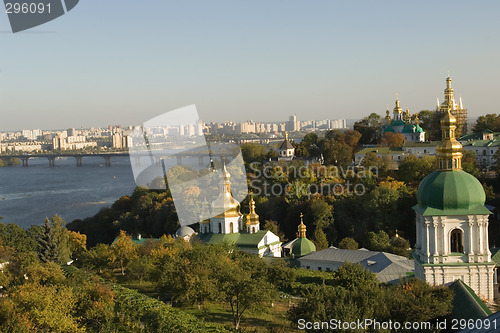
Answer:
414;125;424;133
402;124;415;133
415;170;491;216
390;120;405;127
383;125;395;133
292;238;316;258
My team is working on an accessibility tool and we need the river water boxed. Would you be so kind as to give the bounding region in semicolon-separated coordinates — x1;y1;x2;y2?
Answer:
0;156;137;229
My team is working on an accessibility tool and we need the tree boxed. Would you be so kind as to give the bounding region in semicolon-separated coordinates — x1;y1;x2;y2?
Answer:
111;230;137;276
397;155;436;183
240;143;268;164
218;252;275;330
313;227;329;250
472;113;500;133
389;236;411;258
37;215;71;264
354;113;382;145
80;243;114;275
67;230;87;259
418;110;442;141
379;132;406;147
338;237;358;249
365;231;390;251
462;149;480;177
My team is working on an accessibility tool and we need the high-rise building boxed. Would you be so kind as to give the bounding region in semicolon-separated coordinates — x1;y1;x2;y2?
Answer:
437;76;467;135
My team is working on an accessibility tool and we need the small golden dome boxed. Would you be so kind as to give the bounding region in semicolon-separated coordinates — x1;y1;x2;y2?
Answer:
246;196;259;225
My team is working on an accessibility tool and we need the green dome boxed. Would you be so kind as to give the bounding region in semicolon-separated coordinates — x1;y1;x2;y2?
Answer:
415;170;491;216
402;124;415;133
414;125;424;133
390;120;405;127
383;126;395;133
292;238;316;258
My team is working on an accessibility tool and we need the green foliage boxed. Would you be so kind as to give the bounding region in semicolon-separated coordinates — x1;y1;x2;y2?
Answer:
472;113;500;133
338;237;358;249
241;142;269;164
37;215;71;264
0;223;38;253
111;230;137;276
365;230;391;251
313;227;329;251
397;155;437;183
288;264;453;333
112;284;231;333
354;113;382;145
418;110;442;141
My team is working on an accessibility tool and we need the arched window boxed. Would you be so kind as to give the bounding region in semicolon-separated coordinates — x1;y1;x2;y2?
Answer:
252;227;255;234
230;222;234;233
218;223;222;234
450;229;464;253
483;149;487;156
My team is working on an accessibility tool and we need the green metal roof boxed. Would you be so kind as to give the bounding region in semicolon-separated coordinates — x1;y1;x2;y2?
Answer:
292;237;316;258
401;124;415;133
415;170;491;216
383;126;396;133
355;147;403;155
390;120;405;127
196;230;273;249
449;280;492;320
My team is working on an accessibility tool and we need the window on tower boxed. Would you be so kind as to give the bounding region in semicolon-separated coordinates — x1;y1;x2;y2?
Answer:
450;229;464;253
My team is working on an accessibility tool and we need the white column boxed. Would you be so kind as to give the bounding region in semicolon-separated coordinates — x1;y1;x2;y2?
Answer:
425;222;430;260
441;223;447;255
468;221;474;255
478;221;484;255
484;219;491;256
433;222;439;256
415;216;421;249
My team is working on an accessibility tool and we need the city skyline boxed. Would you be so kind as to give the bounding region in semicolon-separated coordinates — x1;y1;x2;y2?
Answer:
1;1;500;131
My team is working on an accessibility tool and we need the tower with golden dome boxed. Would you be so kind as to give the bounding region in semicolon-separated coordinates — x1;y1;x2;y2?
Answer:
413;111;494;301
197;163;282;257
291;213;316;258
437;75;468;135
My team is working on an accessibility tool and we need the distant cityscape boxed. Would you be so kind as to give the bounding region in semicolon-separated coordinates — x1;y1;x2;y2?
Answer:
0;115;347;154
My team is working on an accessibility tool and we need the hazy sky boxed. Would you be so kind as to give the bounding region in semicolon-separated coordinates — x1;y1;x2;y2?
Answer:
1;1;500;131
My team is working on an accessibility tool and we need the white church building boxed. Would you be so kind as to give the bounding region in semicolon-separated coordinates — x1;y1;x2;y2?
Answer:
413;110;495;302
197;164;282;257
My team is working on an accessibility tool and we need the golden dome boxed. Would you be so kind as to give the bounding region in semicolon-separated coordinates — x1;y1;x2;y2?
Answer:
212;163;241;218
246;196;259;225
298;213;307;238
436;110;462;171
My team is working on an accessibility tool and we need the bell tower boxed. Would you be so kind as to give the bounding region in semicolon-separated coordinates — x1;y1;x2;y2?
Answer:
413;111;494;301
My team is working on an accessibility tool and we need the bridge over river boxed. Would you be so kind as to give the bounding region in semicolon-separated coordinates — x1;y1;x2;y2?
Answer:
0;150;233;168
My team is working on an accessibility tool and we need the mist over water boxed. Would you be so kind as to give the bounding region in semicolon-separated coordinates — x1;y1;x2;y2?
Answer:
0;156;137;229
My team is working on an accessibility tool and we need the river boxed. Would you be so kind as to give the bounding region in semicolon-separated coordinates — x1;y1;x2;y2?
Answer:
0;156;137;229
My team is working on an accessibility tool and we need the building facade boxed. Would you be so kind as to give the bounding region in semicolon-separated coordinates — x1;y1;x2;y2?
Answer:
413;111;495;302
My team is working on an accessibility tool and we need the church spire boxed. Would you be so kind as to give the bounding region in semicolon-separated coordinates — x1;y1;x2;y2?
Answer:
436;110;462;170
298;213;307;238
246;195;259;225
443;76;455;110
